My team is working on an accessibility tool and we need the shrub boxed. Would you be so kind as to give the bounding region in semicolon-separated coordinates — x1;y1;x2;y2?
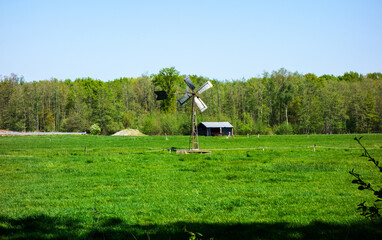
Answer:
142;114;162;135
104;121;123;135
237;121;252;135
274;122;294;135
254;121;272;135
90;124;101;135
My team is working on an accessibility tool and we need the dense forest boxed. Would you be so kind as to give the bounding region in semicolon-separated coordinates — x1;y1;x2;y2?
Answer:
1;68;381;135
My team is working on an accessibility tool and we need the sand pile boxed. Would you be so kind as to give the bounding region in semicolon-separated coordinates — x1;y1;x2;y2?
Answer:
112;129;146;136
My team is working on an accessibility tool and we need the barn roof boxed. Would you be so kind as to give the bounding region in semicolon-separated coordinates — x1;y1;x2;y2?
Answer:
199;122;233;128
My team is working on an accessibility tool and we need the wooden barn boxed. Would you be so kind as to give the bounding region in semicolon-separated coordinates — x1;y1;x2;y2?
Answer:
197;122;234;136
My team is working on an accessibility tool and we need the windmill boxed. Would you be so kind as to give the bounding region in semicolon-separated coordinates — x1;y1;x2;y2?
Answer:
155;76;213;151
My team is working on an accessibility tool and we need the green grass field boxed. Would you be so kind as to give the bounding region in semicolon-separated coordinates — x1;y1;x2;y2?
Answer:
1;134;382;239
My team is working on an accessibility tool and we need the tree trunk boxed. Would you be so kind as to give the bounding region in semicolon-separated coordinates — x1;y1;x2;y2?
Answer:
285;105;288;124
36;101;39;131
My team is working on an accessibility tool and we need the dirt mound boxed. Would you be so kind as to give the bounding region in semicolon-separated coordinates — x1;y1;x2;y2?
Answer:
112;129;146;136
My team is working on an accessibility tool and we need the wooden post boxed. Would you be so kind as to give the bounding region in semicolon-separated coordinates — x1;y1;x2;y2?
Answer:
189;96;199;150
84;146;87;154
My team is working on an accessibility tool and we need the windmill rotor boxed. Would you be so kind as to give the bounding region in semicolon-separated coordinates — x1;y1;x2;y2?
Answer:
177;77;213;111
196;80;213;94
183;76;196;91
194;96;207;112
177;92;192;105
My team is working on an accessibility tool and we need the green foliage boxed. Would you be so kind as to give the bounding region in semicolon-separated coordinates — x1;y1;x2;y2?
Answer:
122;111;134;128
350;137;382;220
274;122;294;135
237;112;253;134
41;108;55;131
90;123;101;135
160;113;180;135
339;72;364;82
319;74;338;82
142;113;162;135
141;112;190;135
63;110;89;132
152;67;182;113
1;70;382;135
366;72;382;80
104;121;123;135
253;120;266;134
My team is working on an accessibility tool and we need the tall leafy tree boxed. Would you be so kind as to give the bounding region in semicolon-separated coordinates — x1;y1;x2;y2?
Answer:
320;81;348;133
366;72;382;80
279;81;294;125
339;71;363;82
152;67;182;113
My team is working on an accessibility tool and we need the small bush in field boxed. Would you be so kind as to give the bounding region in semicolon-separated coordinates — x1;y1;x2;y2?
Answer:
90;124;101;135
274;122;294;135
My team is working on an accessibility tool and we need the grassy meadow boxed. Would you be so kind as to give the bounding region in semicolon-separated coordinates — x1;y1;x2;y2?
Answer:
1;134;382;239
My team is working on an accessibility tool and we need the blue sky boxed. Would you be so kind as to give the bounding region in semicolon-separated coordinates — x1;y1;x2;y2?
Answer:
1;0;381;81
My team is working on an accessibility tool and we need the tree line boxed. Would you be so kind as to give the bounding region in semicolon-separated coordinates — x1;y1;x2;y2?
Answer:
0;69;381;135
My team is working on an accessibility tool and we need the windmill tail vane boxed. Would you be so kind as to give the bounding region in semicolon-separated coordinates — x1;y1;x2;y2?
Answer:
154;76;213;151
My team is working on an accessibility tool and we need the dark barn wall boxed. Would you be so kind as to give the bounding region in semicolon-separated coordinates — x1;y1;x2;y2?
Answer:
210;128;221;136
198;124;208;136
222;128;233;136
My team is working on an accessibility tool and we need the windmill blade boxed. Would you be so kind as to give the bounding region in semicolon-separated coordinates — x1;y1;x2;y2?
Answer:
194;96;207;112
183;76;195;91
197;81;213;94
154;91;168;100
178;93;192;105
